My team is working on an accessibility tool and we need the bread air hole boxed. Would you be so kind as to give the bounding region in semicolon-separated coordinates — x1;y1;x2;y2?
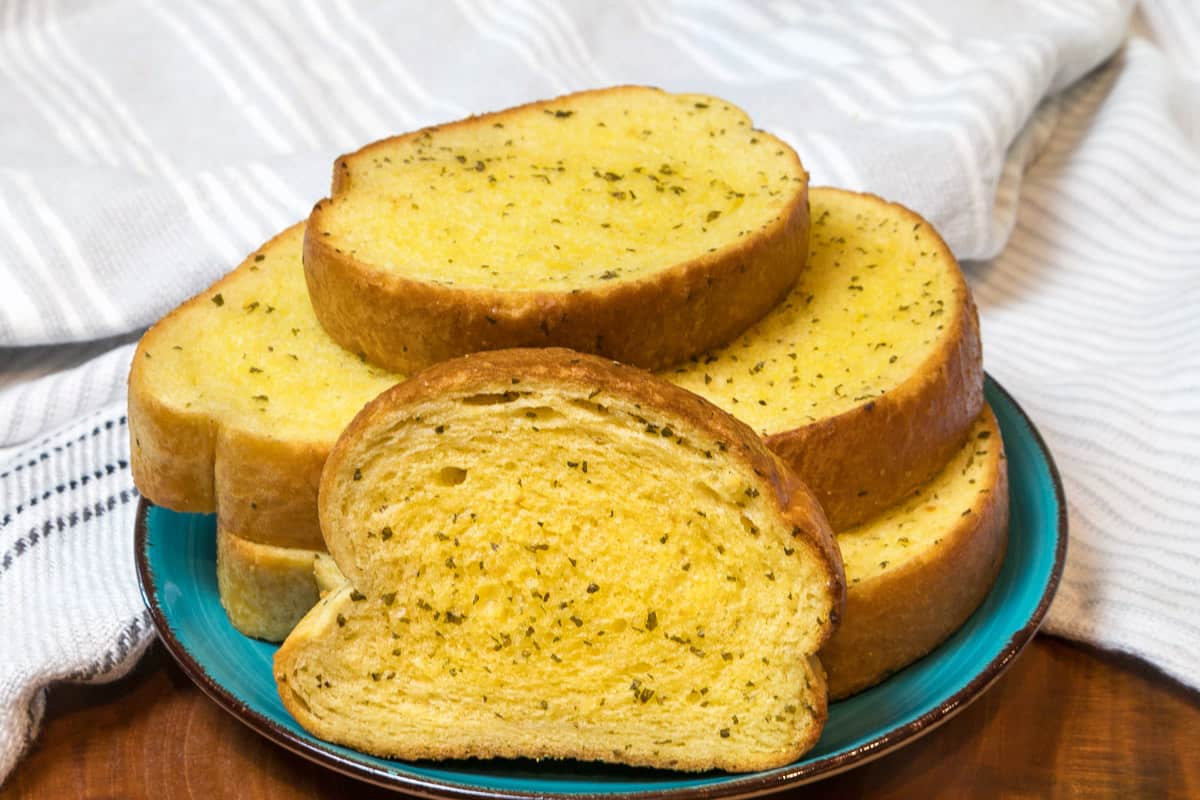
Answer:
525;406;561;421
435;466;468;486
567;399;610;416
694;481;722;503
460;392;523;406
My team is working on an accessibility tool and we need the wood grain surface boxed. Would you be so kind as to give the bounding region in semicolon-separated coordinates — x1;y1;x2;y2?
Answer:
3;635;1197;799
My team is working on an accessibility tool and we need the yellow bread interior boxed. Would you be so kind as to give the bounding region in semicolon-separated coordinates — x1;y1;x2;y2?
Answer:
313;552;348;596
320;86;804;291
665;187;961;431
278;368;839;771
134;225;401;441
838;413;1000;585
284;411;1006;690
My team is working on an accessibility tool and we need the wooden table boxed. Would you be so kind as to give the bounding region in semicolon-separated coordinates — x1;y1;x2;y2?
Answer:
4;636;1197;799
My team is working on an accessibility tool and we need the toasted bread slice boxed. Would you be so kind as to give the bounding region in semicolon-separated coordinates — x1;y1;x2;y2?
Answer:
130;187;977;554
666;188;983;529
304;86;810;373
216;528;323;641
128;225;402;550
820;407;1008;699
275;349;843;772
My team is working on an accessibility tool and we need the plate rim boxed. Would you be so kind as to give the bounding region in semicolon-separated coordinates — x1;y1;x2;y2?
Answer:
135;375;1068;799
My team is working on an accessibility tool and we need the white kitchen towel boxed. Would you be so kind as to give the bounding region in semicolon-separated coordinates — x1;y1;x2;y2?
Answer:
3;0;1198;783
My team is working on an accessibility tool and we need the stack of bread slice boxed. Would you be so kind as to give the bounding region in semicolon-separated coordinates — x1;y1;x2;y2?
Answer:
129;86;1007;771
130;224;402;640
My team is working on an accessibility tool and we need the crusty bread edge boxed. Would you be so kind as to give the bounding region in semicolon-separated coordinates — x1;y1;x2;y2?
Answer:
766;187;984;531
127;224;333;550
304;86;810;373
820;405;1009;700
216;527;322;642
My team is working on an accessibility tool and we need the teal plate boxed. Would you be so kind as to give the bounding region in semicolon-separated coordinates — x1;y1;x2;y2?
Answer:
136;376;1066;798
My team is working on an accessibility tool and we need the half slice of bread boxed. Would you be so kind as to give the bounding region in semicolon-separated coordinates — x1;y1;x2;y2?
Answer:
821;406;1008;699
217;529;323;641
275;349;843;772
304;86;810;373
665;188;983;529
128;224;403;550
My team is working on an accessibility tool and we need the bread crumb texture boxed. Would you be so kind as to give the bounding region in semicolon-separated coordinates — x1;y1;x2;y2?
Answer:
134;225;401;440
321;88;801;291
667;187;962;432
277;354;839;772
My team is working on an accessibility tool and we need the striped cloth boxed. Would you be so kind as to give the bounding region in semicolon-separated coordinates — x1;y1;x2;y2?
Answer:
2;0;1198;782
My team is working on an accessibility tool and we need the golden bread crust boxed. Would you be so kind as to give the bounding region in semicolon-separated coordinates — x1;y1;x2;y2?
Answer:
216;528;322;642
764;188;984;530
303;86;810;373
127;225;347;551
127;377;216;512
820;406;1008;699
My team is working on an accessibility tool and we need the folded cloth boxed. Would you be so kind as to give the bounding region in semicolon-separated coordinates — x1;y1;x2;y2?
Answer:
0;402;150;780
4;0;1199;783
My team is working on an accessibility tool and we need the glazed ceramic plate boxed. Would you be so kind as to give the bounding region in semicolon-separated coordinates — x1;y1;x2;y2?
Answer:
136;376;1066;798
